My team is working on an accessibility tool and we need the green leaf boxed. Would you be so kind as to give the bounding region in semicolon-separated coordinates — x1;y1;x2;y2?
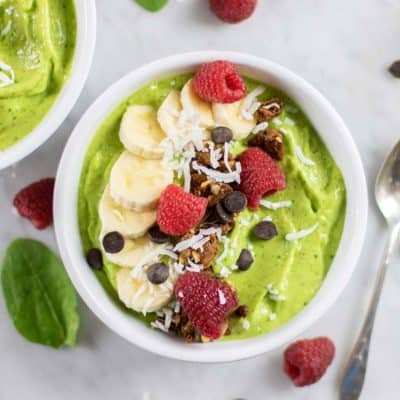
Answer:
1;239;79;348
134;0;168;12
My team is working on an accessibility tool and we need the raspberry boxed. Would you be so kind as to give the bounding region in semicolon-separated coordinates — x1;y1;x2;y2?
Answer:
284;337;335;387
238;147;286;209
13;178;55;230
193;60;246;104
175;273;238;340
210;0;257;24
157;184;208;236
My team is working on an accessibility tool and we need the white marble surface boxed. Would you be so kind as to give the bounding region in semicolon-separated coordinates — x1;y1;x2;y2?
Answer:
1;0;400;398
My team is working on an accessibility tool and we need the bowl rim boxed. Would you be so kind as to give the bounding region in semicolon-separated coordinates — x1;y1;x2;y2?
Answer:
0;0;97;170
54;51;368;363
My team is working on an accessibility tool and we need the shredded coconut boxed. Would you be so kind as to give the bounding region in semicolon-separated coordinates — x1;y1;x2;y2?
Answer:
191;160;241;184
151;320;169;333
260;199;293;210
223;142;232;173
219;266;231;278
0;60;15;88
186;259;204;272
285;223;318;241
295;146;315;166
242;319;251;330
218;289;227;305
253;122;269;134
241;86;265;120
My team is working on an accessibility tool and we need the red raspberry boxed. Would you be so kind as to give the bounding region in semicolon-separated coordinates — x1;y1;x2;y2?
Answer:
175;273;238;340
238;147;286;210
193;60;246;104
284;337;335;387
13;178;55;230
157;184;208;236
210;0;257;24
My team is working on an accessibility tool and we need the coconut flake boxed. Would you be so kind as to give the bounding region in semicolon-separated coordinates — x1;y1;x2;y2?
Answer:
191;160;241;184
1;21;11;37
199;227;222;239
260;199;293;210
284;117;295;126
186;259;204;272
219;266;231;278
295;146;315;166
0;60;15;88
173;262;185;275
218;289;227;305
223;142;232;173
191;236;210;251
241;86;265;120
151;320;169;333
242;319;251;330
253;122;269;134
285;223;318;241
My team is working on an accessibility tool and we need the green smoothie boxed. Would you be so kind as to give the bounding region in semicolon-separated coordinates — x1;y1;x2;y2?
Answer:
0;0;76;150
78;74;346;340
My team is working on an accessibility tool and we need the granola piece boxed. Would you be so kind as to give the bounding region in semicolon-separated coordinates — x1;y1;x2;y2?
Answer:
220;221;235;235
195;150;212;167
248;128;284;161
256;97;284;122
181;318;196;343
208;182;233;206
190;172;208;196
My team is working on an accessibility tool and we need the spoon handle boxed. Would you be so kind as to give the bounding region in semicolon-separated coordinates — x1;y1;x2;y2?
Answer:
340;223;400;400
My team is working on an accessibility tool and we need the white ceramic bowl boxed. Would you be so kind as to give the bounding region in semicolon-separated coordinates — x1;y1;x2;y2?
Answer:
0;0;97;170
54;51;368;363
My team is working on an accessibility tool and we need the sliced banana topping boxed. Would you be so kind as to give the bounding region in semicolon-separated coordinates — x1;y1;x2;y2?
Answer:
157;90;182;137
99;185;156;239
109;151;173;212
212;100;256;140
117;267;175;313
100;231;163;268
181;79;214;129
119;105;167;160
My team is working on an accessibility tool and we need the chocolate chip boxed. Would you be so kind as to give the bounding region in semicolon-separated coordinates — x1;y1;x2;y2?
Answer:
223;191;247;213
102;231;124;253
211;126;233;144
389;60;400;78
146;263;169;284
253;221;278;240
86;248;103;270
148;225;170;244
216;201;233;224
235;305;249;317
236;249;254;270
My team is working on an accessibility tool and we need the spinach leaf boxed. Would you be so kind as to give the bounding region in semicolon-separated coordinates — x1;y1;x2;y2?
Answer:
134;0;168;12
1;239;79;348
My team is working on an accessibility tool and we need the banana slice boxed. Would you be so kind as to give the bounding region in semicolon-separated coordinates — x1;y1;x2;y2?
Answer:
99;185;156;239
117;267;175;313
157;90;182;137
212;100;256;140
100;231;162;267
119;105;166;160
181;79;214;129
109;151;173;211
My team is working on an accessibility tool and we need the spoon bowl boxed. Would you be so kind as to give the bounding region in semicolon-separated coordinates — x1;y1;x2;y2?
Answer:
375;140;400;223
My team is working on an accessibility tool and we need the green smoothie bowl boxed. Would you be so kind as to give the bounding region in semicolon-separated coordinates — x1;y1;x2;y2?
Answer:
0;0;96;169
54;52;367;362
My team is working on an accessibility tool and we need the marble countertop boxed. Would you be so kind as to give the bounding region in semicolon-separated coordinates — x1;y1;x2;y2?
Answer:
1;0;400;398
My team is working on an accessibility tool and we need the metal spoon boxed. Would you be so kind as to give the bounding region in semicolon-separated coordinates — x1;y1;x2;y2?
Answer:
340;141;400;399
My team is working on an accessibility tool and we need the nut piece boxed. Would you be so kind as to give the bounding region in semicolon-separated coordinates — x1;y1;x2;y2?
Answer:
248;128;284;161
256;97;284;122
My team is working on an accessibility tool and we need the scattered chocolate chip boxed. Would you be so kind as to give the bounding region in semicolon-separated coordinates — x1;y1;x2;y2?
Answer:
146;263;169;284
102;231;124;253
256;98;284;122
86;248;103;270
148;225;170;244
223;191;247;213
211;126;233;144
216;201;234;224
253;221;278;240
235;305;249;317
389;60;400;78
236;249;254;270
